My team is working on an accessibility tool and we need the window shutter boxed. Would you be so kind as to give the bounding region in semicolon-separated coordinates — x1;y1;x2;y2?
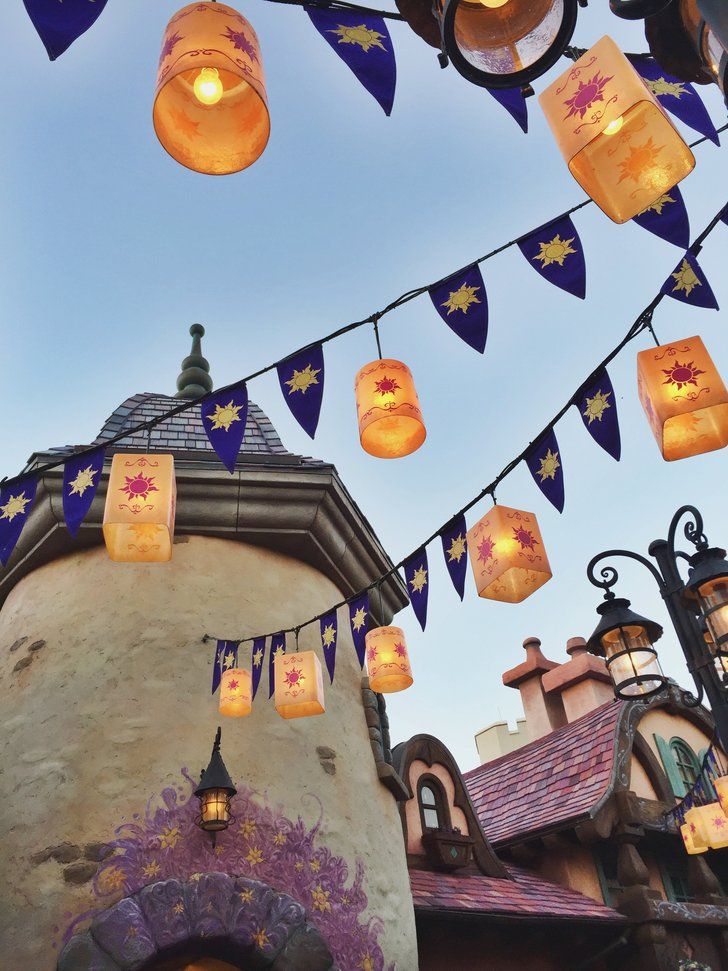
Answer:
654;733;686;797
698;747;718;799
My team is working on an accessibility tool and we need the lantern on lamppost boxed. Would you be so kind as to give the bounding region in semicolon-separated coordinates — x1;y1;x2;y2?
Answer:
102;454;176;562
586;595;667;698
194;727;237;844
354;359;426;459
466;504;552;604
687;545;728;667
366;625;414;693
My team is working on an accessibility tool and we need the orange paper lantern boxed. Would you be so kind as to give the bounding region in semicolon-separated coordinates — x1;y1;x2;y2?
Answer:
686;803;728;850
274;650;325;719
103;454;176;562
467;504;552;604
366;626;414;693
355;359;426;458
716;775;728;818
637;335;728;461
680;820;707;855
539;36;694;223
153;2;270;175
219;668;252;718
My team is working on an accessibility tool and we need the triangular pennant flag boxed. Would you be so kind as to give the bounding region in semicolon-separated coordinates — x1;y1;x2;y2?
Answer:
201;382;249;473
348;593;369;668
269;633;286;699
277;344;325;439
211;640;227;695
439;514;468;601
320;611;338;684
632;187;690;249
720;204;728;227
575;370;621;461
428;264;488;354
631;55;719;146
62;447;105;537
0;477;37;566
661;251;719;310
487;87;528;133
23;0;109;61
525;428;564;513
251;637;266;700
221;642;238;674
517;215;586;299
403;548;429;631
306;6;396;116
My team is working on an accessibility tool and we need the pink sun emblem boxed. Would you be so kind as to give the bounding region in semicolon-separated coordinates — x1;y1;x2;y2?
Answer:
563;72;614;121
662;360;705;390
394;642;407;658
374;376;400;396
160;31;183;61
690;822;697;833
477;536;495;564
119;474;158;501
228;679;239;690
513;527;539;551
284;667;305;688
714;816;726;828
366;646;378;663
222;25;258;61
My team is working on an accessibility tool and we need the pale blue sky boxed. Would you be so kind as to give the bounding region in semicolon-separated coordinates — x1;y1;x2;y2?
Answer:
2;1;726;767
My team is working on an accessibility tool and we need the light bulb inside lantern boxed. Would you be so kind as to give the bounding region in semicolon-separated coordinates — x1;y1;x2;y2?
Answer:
194;67;223;106
603;116;624;136
478;0;511;7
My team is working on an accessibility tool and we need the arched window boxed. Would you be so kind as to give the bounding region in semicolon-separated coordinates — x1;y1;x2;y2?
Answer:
418;775;450;833
670;739;701;793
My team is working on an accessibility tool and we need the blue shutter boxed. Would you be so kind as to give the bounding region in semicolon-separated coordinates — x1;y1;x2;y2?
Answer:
654;733;686;797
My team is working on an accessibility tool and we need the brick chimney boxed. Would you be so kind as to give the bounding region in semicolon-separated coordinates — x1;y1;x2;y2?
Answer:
502;637;566;740
541;637;614;723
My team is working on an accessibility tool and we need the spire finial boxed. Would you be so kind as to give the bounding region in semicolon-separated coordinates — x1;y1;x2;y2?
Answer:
175;323;213;399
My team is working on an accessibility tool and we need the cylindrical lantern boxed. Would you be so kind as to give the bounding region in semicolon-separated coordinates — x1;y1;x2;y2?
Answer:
716;775;728;817
153;2;270;176
466;504;552;603
637;335;728;461
681;820;708;854
539;36;695;223
354;359;426;459
102;454;176;562
586;597;666;698
686;803;728;850
274;650;325;719
366;626;414;693
219;668;252;718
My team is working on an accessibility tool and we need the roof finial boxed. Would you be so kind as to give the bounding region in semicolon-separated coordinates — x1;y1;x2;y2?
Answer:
175;323;213;399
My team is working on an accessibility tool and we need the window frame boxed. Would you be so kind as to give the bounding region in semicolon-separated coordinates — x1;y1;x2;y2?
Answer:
593;843;622;908
669;738;702;794
417;774;451;834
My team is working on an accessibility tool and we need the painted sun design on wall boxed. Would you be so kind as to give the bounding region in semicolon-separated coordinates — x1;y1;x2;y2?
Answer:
617;138;664;185
447;534;466;562
222;25;258;60
563;72;613;121
477;535;495;564
0;492;30;521
207;400;244;432
639;192;675;216
286;364;321;395
512;526;539;551
441;283;480;315
68;465;98;498
328;24;386;53
583;389;612;424
120;474;158;501
537;449;560;482
533;235;576;268
374;376;400;396
409;566;428;593
662;360;705;390
671;258;702;297
645;77;688;98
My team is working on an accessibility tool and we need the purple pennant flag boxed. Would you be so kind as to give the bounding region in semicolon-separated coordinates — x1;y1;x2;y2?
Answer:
525;429;564;513
348;593;369;668
439;514;468;601
62;447;105;537
211;640;226;695
277;344;325;439
487;87;528;133
631;56;719;146
0;477;37;566
24;0;109;61
201;382;249;474
403;548;429;631
661;251;719;310
518;215;586;299
306;6;396;116
720;204;728;227
269;633;286;699
632;186;690;249
428;264;488;354
251;637;266;700
575;370;621;462
320;611;338;684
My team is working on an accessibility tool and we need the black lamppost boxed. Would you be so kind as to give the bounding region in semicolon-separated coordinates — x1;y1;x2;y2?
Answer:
585;505;728;751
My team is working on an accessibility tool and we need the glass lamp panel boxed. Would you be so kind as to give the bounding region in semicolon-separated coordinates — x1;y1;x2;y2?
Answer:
354;359;426;459
102;454;176;562
366;626;414;693
716;776;728;817
200;789;230;831
219;668;252;718
698;576;728;645
467;505;552;604
539;36;694;222
603;631;664;696
274;650;325;719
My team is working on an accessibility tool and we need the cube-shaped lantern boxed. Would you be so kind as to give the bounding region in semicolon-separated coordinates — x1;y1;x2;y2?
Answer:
274;650;325;719
539;36;694;223
467;505;552;604
680;821;707;855
355;359;426;459
716;775;728;818
219;668;252;718
366;626;414;694
686;803;728;850
103;454;176;562
637;336;728;461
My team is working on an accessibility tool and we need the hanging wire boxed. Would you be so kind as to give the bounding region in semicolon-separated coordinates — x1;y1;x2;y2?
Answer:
372;314;384;359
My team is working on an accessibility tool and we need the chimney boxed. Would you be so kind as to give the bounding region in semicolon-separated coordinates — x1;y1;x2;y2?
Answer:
502;637;566;740
541;637;614;723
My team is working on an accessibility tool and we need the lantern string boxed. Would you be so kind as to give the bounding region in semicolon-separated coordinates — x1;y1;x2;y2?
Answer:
202;202;728;646
372;315;384;359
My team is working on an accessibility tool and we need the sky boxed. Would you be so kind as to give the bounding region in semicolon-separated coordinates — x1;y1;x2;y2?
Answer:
2;1;727;769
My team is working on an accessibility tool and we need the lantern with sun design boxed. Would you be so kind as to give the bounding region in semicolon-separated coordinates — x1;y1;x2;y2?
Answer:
466;505;552;603
716;776;728;818
685;803;728;850
637;335;728;461
274;650;325;719
680;820;707;854
355;359;426;459
219;667;253;718
539;36;695;223
365;625;414;693
102;454;176;562
153;2;270;176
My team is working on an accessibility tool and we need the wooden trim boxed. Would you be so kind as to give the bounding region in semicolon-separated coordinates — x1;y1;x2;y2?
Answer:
632;732;674;803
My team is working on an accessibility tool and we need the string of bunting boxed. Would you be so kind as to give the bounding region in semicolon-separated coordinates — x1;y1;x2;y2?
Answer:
666;743;727;827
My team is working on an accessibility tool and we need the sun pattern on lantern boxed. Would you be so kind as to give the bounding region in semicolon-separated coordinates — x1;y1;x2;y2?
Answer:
533;235;577;268
68;465;98;498
513;526;539;551
374;376;400;396
477;536;495;564
671;258;702;297
617;138;664;185
284;666;305;689
563;72;614;121
129;524;163;542
0;492;31;522
639;192;675;216
328;24;386;53
447;534;467;562
537;449;561;482
207;400;244;432
222;25;258;61
286;364;321;395
366;645;378;664
583;389;612;424
394;642;407;658
322;624;336;647
119;474;158;502
160;31;183;61
662;360;705;390
441;283;481;315
645;77;688;98
410;566;428;593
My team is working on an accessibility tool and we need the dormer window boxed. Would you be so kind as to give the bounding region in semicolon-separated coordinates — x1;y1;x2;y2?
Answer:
418;776;450;833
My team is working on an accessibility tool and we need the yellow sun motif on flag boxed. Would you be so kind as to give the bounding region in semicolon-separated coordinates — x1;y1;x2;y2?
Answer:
328;24;386;53
0;493;30;521
537;449;560;482
645;77;688;98
671;258;702;297
253;647;264;667
207;400;243;432
322;624;336;647
639;192;675;216
68;464;97;498
447;534;466;562
272;645;285;661
533;234;576;268
410;566;428;593
583;390;612;424
617;138;663;185
442;283;480;315
352;607;367;631
223;650;236;669
285;364;321;395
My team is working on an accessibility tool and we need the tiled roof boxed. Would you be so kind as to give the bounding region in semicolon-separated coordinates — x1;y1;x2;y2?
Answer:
410;866;624;923
464;701;622;845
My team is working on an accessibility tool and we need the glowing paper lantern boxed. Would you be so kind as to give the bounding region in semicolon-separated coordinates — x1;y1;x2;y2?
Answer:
102;454;176;562
274;650;325;719
681;821;707;855
355;359;426;458
637;335;728;461
366;626;414;693
716;776;728;818
467;504;552;603
539;36;694;223
686;803;728;850
153;2;270;175
219;668;252;718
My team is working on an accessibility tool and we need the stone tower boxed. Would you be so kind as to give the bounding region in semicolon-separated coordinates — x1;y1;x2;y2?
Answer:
0;327;417;970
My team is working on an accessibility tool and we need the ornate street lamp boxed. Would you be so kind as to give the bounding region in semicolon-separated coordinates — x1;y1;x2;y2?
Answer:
194;727;237;845
586;596;666;697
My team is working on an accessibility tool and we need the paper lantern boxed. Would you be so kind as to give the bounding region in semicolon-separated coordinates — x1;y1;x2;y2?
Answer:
153;2;270;176
637;335;728;461
274;650;325;719
366;626;414;693
539;36;694;223
467;505;551;603
103;454;176;562
355;359;426;458
219;668;252;718
716;775;728;818
681;821;707;855
686;803;728;850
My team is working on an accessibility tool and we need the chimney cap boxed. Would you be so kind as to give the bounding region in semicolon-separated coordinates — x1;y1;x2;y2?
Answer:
503;636;558;688
566;637;588;657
